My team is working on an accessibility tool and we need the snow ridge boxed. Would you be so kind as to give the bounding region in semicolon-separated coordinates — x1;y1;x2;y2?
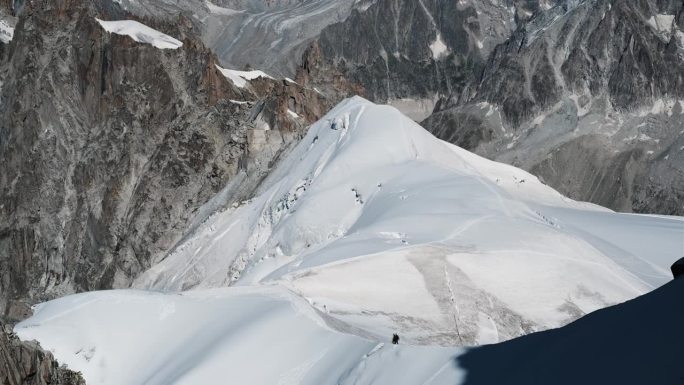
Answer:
134;97;678;344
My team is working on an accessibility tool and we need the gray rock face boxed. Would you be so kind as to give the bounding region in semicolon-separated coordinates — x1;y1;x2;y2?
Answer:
453;0;684;125
296;0;564;103
0;0;328;317
424;0;684;215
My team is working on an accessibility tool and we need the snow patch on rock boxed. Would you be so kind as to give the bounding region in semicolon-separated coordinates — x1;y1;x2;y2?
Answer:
0;19;14;44
95;18;183;49
429;33;448;59
215;65;274;88
646;14;675;36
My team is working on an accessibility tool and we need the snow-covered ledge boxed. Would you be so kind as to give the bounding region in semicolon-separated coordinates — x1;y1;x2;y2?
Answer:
95;18;183;50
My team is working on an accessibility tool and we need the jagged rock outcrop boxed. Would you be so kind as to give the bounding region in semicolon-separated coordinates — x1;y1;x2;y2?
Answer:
0;0;328;317
1;321;84;385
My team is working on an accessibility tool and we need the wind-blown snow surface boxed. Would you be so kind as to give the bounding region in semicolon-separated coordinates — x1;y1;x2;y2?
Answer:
95;18;182;49
15;97;683;384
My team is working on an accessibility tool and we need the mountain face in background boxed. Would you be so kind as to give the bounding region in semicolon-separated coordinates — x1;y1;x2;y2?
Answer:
95;0;683;215
0;0;328;319
10;98;683;385
295;0;684;215
424;0;684;215
1;319;84;385
296;0;559;120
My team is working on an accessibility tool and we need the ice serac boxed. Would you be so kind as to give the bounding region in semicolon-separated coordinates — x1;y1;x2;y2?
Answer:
95;18;183;49
0;0;328;318
136;97;682;346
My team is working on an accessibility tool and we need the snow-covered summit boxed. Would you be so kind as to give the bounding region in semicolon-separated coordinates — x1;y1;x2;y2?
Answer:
134;97;681;345
95;18;183;49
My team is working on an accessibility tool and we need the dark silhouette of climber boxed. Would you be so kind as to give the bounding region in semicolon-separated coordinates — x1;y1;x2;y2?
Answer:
392;333;400;345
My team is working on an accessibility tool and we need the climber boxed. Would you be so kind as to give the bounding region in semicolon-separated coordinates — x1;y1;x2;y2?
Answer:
392;333;400;345
330;117;345;130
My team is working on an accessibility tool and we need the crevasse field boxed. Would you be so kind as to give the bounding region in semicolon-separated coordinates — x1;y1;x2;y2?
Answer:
16;97;683;385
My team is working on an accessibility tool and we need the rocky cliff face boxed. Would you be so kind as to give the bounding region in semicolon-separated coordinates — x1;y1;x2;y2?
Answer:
424;0;684;214
1;321;84;385
0;0;328;318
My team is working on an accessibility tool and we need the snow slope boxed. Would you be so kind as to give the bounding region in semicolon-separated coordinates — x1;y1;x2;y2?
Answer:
108;0;357;76
15;288;464;385
215;64;274;88
134;97;681;345
95;18;182;49
16;269;682;385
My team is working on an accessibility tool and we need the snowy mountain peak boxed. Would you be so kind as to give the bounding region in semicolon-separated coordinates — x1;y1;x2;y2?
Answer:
133;97;680;346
